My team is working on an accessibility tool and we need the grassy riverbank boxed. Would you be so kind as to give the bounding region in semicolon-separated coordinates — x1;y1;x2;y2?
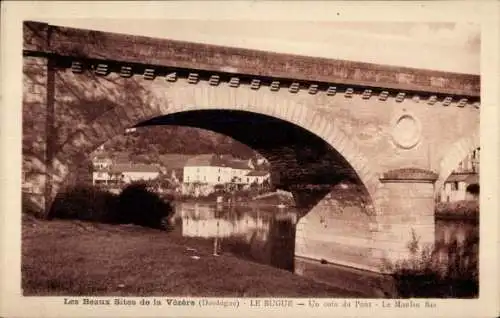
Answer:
22;214;361;297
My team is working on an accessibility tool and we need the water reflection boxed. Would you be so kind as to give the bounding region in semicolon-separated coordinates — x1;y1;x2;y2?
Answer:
174;203;298;271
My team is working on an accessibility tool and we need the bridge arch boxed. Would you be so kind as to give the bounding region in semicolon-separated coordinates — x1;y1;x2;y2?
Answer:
52;79;381;208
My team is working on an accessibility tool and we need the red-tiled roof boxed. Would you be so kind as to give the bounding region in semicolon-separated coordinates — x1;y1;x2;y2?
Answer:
465;174;479;184
109;163;160;173
184;154;251;169
184;154;221;167
158;154;196;169
246;170;270;177
228;159;251;170
446;173;478;183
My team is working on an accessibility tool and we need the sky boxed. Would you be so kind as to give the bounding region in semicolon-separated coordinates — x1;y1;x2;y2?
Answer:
44;19;480;75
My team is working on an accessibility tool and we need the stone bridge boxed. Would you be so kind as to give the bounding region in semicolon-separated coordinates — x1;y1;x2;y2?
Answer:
22;21;480;279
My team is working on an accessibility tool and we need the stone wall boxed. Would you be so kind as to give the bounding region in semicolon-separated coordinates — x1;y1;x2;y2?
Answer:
22;56;48;209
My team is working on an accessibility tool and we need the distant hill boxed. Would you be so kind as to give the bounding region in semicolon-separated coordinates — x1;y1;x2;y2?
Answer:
95;125;258;164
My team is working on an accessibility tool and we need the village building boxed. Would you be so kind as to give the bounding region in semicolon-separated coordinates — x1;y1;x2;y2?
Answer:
113;163;161;183
92;154;112;170
439;148;480;202
229;159;253;184
440;173;479;202
182;155;232;196
92;162;160;186
183;154;233;185
182;154;270;196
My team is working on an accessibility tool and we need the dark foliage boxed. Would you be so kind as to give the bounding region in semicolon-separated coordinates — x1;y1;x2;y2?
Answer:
47;184;173;230
466;183;479;195
387;230;479;298
48;186;118;223
435;200;479;220
116;182;174;229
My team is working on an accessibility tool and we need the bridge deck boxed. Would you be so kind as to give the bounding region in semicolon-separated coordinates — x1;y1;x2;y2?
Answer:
23;21;479;98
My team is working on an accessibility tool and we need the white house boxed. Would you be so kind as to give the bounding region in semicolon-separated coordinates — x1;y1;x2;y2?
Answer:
182;154;269;196
439;147;480;203
440;173;479;203
228;159;253;184
92;163;160;186
113;163;160;183
183;154;233;185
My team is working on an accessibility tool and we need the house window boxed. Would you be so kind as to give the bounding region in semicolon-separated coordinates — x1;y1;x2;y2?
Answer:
451;182;459;191
218;176;220;182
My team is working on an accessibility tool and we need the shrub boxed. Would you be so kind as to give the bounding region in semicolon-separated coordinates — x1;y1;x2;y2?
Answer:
47;183;174;230
435;200;479;220
48;186;117;222
385;229;479;298
466;183;479;196
116;182;174;229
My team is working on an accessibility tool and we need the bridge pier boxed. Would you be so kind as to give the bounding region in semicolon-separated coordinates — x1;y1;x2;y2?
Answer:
294;169;438;296
371;169;438;267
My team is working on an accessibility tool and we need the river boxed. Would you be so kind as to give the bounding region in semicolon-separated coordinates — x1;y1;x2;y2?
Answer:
171;202;299;271
170;202;479;283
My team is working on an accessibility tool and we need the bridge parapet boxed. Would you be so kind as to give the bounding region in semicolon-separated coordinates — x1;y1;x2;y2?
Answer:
24;21;480;105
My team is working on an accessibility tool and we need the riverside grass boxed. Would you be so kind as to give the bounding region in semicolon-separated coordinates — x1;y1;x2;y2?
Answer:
21;214;362;297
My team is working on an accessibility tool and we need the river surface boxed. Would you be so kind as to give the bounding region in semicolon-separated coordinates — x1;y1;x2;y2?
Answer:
171;202;478;277
172;202;299;271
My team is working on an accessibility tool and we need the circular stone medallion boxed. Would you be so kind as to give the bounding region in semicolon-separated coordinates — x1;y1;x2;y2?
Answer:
391;114;421;149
